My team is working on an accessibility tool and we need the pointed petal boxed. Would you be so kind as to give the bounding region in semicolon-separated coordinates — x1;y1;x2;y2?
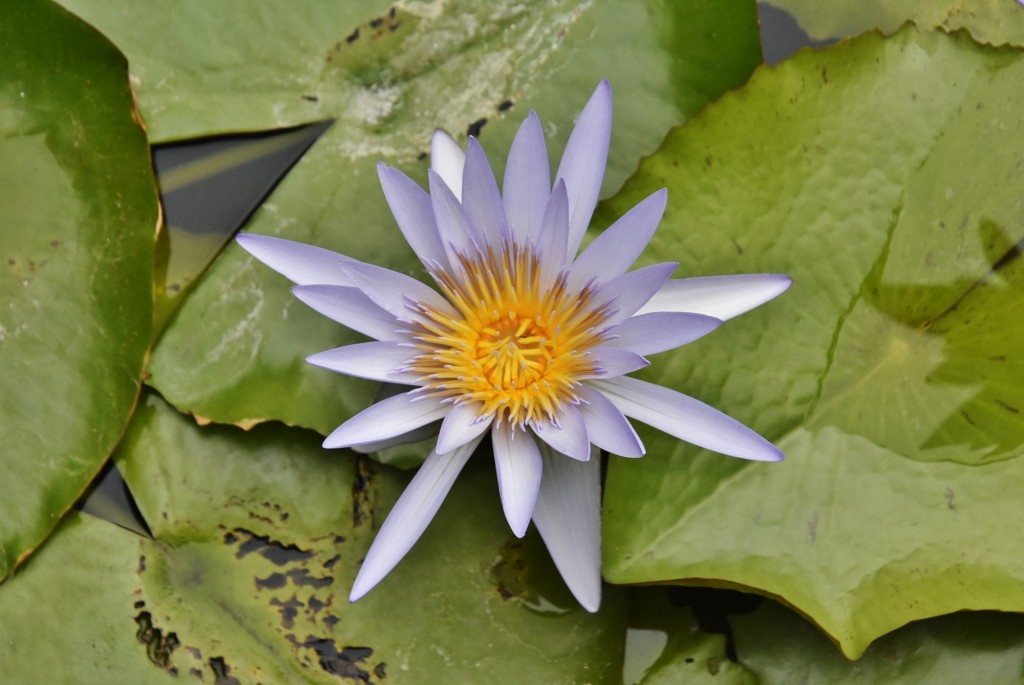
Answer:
431;129;465;200
377;163;449;270
491;421;543;537
531;404;590;461
324;392;449;449
593;262;677;326
429;169;483;263
556;80;612;256
350;422;438;454
340;260;457;322
536;179;569;286
577;385;644;457
568;189;667;292
236;233;354;286
291;285;404;341
306;341;418;384
503;111;550;243
578;346;649;379
590;376;783;461
637;274;792;320
608;312;722;356
461;138;507;245
532;444;602;612
436;403;494;454
349;436;482;601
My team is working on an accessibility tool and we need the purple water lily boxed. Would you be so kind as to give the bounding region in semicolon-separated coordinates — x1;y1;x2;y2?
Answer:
237;81;789;611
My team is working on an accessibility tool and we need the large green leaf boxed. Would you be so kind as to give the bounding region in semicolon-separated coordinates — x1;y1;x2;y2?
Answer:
767;0;1024;45
601;27;1024;658
57;0;762;443
733;601;1024;682
0;393;626;682
0;0;156;579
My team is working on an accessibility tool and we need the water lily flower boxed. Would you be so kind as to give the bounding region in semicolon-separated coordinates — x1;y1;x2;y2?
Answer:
236;81;790;612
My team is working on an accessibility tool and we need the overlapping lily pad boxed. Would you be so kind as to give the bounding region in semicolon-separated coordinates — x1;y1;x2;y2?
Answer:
768;0;1024;46
0;393;626;682
601;26;1024;657
733;601;1024;682
0;0;156;579
57;0;762;441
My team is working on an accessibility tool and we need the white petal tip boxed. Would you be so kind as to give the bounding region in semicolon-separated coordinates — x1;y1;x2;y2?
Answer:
579;594;601;613
731;442;784;462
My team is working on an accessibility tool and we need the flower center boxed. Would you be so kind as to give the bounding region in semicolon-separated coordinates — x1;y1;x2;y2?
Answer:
405;241;609;427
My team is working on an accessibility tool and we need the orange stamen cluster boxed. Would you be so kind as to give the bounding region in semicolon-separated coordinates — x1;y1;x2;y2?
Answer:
405;240;610;427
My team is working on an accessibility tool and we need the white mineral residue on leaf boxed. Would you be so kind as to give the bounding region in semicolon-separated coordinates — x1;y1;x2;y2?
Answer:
206;265;264;364
332;0;588;161
345;84;403;127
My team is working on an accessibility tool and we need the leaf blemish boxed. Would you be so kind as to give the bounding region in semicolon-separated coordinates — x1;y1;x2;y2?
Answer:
209;656;242;685
232;529;314;565
270;595;303;629
134;610;180;670
287;635;377;682
807;510;819;544
467;118;487;137
995;399;1020;414
352;457;377;528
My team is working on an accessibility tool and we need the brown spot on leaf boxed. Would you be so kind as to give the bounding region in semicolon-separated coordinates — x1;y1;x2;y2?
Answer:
467;118;487;137
234;529;314;565
255;572;288;590
134;611;179;669
209;657;242;685
292;635;375;681
996;399;1020;414
271;595;304;629
352;458;376;528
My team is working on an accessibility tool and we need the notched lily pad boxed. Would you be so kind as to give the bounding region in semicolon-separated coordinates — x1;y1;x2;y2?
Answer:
601;26;1024;658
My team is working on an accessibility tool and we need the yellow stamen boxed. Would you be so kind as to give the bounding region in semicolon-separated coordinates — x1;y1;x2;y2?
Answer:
406;241;609;427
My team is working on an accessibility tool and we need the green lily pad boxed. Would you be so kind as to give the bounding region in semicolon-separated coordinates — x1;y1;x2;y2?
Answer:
733;601;1024;682
0;0;156;579
601;27;1024;658
0;393;627;682
57;0;761;441
767;0;1024;46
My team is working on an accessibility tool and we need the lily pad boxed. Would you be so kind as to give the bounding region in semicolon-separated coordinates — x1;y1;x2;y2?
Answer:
600;27;1024;658
0;0;156;578
733;601;1024;682
766;0;1024;46
0;393;626;682
57;0;761;440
